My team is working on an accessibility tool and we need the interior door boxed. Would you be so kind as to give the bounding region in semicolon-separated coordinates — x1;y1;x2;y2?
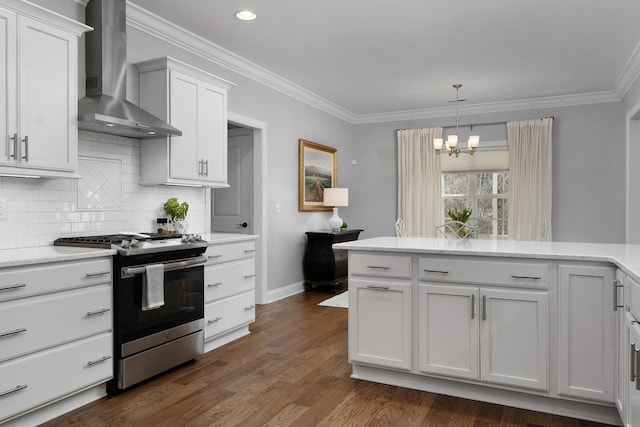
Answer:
212;127;253;234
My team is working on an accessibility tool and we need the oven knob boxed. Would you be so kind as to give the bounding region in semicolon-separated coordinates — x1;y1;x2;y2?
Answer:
121;239;130;248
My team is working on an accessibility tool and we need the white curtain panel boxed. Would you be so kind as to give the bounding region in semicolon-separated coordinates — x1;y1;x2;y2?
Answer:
507;118;553;241
397;127;443;237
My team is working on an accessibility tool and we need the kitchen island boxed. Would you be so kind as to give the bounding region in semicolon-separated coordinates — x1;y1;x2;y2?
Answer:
333;237;640;426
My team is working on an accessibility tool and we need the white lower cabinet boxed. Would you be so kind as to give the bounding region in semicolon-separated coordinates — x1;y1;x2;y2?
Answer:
0;256;113;425
418;284;548;391
558;264;615;402
615;269;628;425
627;313;640;426
349;279;411;370
203;239;256;352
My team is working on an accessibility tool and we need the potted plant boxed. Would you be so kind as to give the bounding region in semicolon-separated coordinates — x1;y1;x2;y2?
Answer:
446;207;472;238
163;197;189;234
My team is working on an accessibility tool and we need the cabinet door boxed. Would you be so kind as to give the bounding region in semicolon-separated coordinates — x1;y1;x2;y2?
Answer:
558;265;615;402
199;82;227;185
349;279;411;370
616;269;628;424
628;315;640;426
18;16;77;171
480;288;548;391
169;71;200;180
0;7;15;166
418;284;479;380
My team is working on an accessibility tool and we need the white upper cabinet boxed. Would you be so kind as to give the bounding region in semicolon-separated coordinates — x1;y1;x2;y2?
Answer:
136;57;235;187
0;2;88;178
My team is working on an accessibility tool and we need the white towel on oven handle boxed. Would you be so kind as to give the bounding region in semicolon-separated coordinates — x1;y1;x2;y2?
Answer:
142;263;165;311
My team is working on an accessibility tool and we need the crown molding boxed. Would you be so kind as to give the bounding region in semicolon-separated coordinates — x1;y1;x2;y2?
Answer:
126;2;637;125
352;91;621;124
125;2;355;123
613;41;640;99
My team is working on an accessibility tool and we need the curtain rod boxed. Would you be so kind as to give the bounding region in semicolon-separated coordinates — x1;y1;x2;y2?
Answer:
397;116;555;132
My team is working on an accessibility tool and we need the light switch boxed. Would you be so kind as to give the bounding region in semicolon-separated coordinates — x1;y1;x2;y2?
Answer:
275;202;281;213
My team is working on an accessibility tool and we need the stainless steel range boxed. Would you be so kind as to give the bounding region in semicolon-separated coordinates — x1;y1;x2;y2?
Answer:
54;233;208;392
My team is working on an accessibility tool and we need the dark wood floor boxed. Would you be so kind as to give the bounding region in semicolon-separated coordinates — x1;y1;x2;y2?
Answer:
43;290;614;427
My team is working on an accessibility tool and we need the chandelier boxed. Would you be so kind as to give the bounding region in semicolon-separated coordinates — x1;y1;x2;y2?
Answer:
434;84;479;157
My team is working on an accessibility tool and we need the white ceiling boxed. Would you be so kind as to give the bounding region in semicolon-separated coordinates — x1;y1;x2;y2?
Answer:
128;0;640;120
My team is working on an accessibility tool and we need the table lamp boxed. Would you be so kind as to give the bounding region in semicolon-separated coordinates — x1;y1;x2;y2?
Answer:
323;188;349;231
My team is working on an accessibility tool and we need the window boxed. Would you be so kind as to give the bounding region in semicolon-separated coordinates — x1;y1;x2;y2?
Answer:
441;171;509;238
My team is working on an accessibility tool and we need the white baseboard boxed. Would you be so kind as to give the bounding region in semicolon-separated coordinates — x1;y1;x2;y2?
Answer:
267;281;305;303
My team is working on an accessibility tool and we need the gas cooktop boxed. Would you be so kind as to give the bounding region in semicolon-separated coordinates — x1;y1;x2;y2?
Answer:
54;232;208;256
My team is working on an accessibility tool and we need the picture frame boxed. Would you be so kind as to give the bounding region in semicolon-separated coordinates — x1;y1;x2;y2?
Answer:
299;139;337;211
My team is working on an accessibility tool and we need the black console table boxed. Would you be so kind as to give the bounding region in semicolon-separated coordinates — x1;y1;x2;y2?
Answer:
303;229;363;292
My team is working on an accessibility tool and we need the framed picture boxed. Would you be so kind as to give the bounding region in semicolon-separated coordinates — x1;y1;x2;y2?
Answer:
299;139;337;211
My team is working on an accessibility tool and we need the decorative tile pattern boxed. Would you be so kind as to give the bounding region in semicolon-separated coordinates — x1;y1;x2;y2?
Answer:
77;156;122;211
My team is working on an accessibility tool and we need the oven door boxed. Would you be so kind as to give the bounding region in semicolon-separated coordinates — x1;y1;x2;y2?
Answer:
115;256;205;347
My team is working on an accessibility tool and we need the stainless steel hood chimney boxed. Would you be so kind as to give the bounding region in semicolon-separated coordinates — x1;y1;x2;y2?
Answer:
78;0;181;139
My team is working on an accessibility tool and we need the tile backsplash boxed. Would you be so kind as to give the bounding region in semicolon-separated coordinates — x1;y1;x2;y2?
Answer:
0;131;207;249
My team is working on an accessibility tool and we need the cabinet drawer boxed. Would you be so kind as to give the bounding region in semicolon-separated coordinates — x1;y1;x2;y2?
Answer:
0;258;112;302
350;254;412;279
0;332;112;423
205;259;255;303
0;284;112;363
419;258;548;289
205;242;255;265
204;291;255;340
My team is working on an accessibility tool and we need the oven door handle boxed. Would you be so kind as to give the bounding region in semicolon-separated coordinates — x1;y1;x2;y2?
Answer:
121;256;207;279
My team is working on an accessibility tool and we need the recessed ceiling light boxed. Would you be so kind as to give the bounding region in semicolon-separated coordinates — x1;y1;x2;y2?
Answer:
235;10;257;21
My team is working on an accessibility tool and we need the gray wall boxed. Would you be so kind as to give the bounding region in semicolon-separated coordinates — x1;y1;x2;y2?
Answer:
350;102;626;243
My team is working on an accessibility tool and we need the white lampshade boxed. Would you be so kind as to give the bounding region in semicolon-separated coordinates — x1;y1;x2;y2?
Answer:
433;138;443;150
468;135;480;148
447;134;458;147
323;188;349;207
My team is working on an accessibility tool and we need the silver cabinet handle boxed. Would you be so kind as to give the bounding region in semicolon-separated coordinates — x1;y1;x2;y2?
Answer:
204;159;209;176
208;254;223;259
244;274;256;279
636;347;640;391
424;269;449;274
632;343;637;382
0;328;26;338
87;355;111;366
21;135;28;161
511;275;541;280
198;159;203;176
614;279;624;311
482;295;487;321
471;294;475;320
8;133;17;159
207;317;222;324
86;271;110;277
0;384;27;398
366;285;390;290
244;249;256;253
86;308;110;316
366;265;389;270
0;283;26;291
244;305;255;311
208;282;223;288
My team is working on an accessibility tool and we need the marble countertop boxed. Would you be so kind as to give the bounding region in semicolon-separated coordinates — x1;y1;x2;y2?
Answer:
0;233;258;269
0;246;116;268
200;233;258;244
334;237;640;283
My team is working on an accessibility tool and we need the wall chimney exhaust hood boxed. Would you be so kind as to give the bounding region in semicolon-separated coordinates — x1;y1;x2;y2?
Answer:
78;0;181;139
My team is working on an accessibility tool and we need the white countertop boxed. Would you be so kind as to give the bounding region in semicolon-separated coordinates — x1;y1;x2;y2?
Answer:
200;233;258;244
0;246;116;268
0;233;258;269
334;237;640;283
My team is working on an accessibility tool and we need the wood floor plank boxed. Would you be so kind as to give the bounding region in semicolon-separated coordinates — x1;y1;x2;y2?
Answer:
39;290;615;427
